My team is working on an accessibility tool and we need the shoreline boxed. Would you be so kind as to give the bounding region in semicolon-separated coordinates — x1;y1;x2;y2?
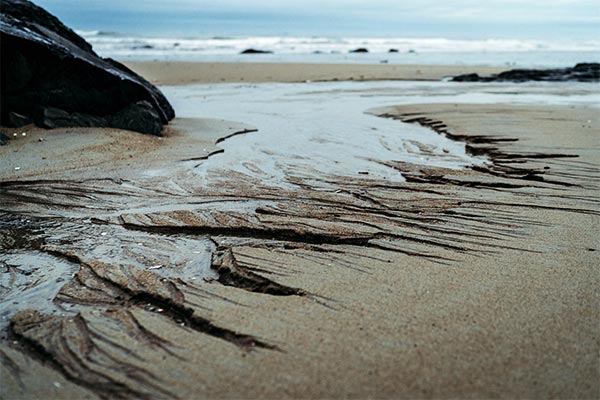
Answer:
124;61;508;85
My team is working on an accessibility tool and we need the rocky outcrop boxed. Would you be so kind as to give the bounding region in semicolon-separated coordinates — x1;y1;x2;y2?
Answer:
240;48;273;54
0;0;175;135
452;63;599;82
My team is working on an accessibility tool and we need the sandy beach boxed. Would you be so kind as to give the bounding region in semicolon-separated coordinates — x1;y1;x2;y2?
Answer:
125;62;508;84
1;63;599;399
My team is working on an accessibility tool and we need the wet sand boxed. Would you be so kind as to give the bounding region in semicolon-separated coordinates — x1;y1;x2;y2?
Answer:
1;69;599;399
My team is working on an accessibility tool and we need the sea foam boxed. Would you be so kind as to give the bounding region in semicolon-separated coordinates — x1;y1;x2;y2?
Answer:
78;31;600;67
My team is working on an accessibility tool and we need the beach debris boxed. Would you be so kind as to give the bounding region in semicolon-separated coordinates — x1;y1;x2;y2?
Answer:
388;48;399;53
38;137;44;142
349;48;369;53
203;277;215;283
148;264;163;270
240;48;273;54
14;167;21;170
0;133;9;145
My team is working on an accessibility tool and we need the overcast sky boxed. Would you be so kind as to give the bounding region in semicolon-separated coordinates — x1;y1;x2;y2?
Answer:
35;0;600;38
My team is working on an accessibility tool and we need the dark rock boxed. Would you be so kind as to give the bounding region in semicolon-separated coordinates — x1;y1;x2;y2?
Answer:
0;132;9;146
132;44;154;50
0;0;175;135
110;101;163;136
349;48;369;53
451;73;482;82
388;49;399;53
240;48;273;54
573;62;598;72
452;63;600;82
34;107;108;129
8;111;32;127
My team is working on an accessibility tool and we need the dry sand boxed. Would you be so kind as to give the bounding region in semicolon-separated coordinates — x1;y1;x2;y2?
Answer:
125;61;507;84
1;65;598;399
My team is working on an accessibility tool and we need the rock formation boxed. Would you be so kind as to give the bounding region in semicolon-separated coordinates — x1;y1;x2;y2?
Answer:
240;48;273;54
452;63;599;82
0;0;175;135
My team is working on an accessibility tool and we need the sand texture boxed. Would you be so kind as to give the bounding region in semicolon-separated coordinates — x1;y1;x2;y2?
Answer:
1;77;598;399
125;62;507;84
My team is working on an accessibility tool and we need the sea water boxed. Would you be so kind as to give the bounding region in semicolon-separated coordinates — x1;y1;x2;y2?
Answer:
161;80;600;190
31;0;599;67
79;31;599;67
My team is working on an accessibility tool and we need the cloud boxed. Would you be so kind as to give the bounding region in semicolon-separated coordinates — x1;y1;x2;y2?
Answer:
35;0;600;36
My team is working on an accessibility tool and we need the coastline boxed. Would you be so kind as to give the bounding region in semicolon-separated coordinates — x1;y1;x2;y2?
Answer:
124;61;508;84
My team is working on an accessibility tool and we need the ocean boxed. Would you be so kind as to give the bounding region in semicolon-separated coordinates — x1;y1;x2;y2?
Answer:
79;31;599;67
29;0;599;67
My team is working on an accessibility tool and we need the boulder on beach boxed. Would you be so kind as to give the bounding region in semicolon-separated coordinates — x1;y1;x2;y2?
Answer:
240;48;273;54
452;63;600;82
0;0;175;135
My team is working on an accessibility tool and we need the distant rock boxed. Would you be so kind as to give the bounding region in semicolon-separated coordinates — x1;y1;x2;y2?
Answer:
349;48;369;53
388;49;399;53
132;44;154;50
452;63;600;82
0;0;174;135
240;48;273;54
451;73;480;82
